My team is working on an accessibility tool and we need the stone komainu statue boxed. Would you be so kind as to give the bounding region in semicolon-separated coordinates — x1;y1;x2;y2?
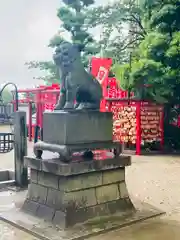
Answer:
53;41;102;110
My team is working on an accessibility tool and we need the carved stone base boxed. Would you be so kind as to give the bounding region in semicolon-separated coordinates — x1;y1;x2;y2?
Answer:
43;110;113;145
33;140;122;162
34;110;121;161
23;154;134;228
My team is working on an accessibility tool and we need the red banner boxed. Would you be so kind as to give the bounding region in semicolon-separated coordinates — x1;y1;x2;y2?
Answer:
91;57;112;86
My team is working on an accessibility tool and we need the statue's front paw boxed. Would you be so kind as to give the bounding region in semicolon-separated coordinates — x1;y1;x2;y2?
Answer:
54;104;63;110
63;102;74;109
76;103;99;110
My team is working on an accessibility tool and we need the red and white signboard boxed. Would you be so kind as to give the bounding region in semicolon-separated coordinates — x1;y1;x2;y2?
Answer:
91;57;112;86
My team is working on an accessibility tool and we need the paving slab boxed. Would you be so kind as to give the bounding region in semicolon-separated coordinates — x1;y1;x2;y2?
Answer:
1;147;180;239
0;188;164;240
0;220;38;240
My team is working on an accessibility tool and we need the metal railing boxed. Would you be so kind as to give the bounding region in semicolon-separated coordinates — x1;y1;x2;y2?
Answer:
0;133;14;153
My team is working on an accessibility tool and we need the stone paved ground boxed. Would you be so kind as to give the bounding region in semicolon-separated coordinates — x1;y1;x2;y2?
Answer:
1;142;180;239
0;221;38;240
127;155;180;214
89;155;180;240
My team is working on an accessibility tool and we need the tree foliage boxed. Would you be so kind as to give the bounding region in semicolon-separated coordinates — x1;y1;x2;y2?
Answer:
113;0;180;104
0;88;13;103
25;61;60;83
86;0;147;63
112;0;180;148
26;0;99;85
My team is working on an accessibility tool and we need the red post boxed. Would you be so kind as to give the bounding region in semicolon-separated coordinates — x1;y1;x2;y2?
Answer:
136;101;141;155
28;102;32;142
160;105;164;151
36;91;40;127
39;91;43;128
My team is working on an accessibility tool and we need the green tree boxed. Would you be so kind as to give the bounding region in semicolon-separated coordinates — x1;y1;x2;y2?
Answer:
113;0;180;101
26;0;100;85
25;61;60;83
0;88;13;103
87;0;147;64
113;0;180;148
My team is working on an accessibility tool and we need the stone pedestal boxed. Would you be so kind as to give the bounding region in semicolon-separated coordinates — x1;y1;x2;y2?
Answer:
23;154;134;228
34;110;121;161
43;110;113;145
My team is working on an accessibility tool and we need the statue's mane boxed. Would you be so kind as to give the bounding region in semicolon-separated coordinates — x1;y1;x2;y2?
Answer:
53;41;81;71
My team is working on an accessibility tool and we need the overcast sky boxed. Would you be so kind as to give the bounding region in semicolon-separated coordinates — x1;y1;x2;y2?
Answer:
0;0;111;89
